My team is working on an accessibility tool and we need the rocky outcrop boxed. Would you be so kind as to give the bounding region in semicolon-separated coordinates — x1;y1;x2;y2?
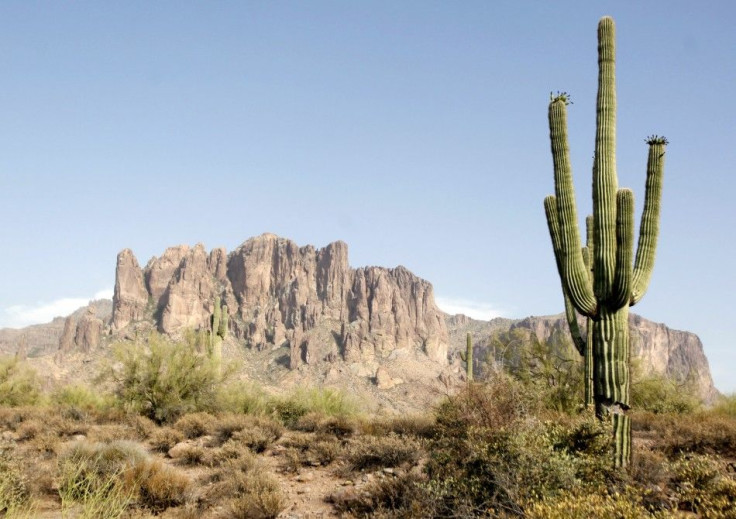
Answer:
112;234;449;366
446;313;718;402
55;306;105;362
74;307;104;353
112;249;148;331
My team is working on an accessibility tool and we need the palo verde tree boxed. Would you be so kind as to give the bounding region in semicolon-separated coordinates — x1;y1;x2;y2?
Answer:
543;16;666;467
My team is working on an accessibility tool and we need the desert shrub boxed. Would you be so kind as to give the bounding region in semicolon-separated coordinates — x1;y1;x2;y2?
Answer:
383;414;436;439
295;411;356;438
206;442;257;467
126;414;156;440
112;333;225;424
671;454;736;517
217;381;272;416
57;440;147;517
136;460;191;511
14;418;43;441
149;427;185;453
344;434;421;472
224;471;285;519
86;424;139;444
58;440;148;498
711;393;736;418
523;489;650;519
0;356;41;407
174;412;216;439
0;448;32;515
58;439;191;515
204;456;283;518
486;329;584;414
173;444;207;466
434;372;539;433
279;431;344;468
631;374;699;414
425;376;626;516
329;472;433;518
275;387;357;427
52;384;117;418
634;410;736;459
210;413;250;445
229;416;283;453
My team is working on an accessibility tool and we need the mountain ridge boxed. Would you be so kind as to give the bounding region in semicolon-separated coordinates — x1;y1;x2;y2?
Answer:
0;234;719;408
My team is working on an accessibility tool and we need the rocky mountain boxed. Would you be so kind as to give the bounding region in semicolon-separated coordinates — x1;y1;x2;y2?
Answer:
445;313;719;403
112;233;448;369
0;300;112;358
0;234;719;409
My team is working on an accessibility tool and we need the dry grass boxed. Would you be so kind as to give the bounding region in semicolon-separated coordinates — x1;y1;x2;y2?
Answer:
279;431;345;470
294;411;357;438
343;433;421;473
221;471;285;519
203;454;283;518
225;416;284;453
172;444;207;466
149;426;185;453
135;459;192;511
173;412;216;439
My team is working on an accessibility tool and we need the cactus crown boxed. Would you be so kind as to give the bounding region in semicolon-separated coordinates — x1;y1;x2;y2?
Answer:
550;91;573;105
646;135;668;145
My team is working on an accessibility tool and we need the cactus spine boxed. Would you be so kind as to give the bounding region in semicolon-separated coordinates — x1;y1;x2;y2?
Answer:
459;333;473;382
544;16;666;468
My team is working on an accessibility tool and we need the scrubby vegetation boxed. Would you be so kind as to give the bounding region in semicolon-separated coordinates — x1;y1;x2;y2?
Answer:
1;338;734;518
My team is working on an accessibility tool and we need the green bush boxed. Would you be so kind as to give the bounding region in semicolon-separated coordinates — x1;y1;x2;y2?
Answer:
112;333;225;424
0;356;41;407
485;329;585;414
711;393;736;418
52;384;117;419
425;375;626;516
671;454;736;517
218;381;272;416
631;374;699;414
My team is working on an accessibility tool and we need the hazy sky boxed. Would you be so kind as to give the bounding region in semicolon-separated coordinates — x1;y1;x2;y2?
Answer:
1;2;734;392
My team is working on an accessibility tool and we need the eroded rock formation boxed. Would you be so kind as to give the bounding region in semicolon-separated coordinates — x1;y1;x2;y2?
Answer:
112;234;449;365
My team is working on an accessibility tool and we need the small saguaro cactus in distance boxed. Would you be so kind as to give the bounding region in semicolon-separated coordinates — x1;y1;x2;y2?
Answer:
209;296;228;373
544;16;666;468
459;332;474;382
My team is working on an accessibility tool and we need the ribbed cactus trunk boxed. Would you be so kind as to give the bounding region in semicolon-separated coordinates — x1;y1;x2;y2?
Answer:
543;17;666;468
460;333;473;382
210;297;228;376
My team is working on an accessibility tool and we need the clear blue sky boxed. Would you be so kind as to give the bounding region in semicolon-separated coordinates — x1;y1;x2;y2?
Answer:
1;2;734;392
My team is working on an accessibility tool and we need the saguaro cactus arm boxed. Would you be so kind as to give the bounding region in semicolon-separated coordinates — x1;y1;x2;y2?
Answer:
631;137;667;305
545;195;586;356
610;189;634;310
548;100;598;317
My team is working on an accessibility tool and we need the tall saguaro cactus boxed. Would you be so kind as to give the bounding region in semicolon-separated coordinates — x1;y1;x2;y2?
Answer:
544;16;666;467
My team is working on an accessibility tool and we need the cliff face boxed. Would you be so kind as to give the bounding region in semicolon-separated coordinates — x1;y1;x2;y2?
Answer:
445;313;718;402
112;234;449;365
